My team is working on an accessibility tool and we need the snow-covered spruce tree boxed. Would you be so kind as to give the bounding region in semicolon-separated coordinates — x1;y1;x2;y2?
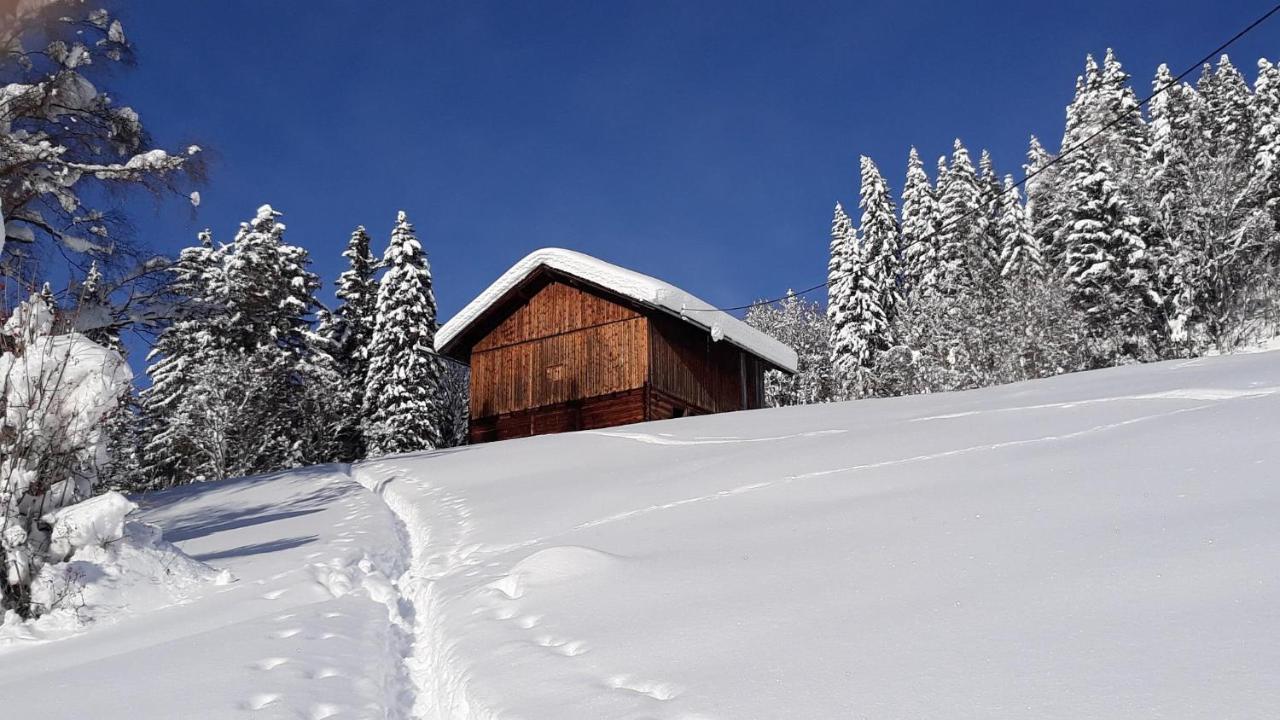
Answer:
1024;135;1065;268
1063;160;1162;363
1194;55;1278;349
323;226;380;461
1145;64;1202;347
826;202;857;396
878;273;1089;397
139;231;225;487
936;139;983;291
1254;58;1280;246
857;156;903;330
746;293;833;406
974;150;1005;283
0;2;202;286
0;292;131;615
996;176;1043;279
363;211;443;456
140;208;341;486
824;164;897;402
901;147;942;297
219;205;342;471
1095;49;1150;188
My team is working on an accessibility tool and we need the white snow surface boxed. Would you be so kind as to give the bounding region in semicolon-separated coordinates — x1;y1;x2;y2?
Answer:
6;351;1280;718
436;247;799;372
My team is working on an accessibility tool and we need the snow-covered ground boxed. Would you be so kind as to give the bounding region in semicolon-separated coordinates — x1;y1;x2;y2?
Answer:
6;350;1280;719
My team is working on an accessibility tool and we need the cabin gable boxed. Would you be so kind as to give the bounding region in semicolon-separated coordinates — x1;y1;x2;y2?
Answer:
468;278;649;430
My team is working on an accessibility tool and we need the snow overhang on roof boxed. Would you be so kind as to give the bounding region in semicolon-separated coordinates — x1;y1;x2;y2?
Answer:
436;247;799;373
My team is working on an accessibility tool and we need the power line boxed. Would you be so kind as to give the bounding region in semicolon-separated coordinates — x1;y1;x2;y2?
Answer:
688;2;1280;315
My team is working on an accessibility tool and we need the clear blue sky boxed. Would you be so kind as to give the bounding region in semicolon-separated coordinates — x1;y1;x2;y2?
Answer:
115;0;1277;322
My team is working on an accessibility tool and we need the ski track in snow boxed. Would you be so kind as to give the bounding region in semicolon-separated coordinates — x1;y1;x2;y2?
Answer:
483;398;1234;555
582;428;847;445
908;385;1280;422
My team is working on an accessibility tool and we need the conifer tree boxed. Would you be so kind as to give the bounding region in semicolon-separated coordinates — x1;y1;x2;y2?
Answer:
1200;56;1254;168
826;202;872;399
1064;161;1160;361
1024;135;1064;267
1096;49;1150;183
363;211;443;456
901;147;941;296
975;150;1005;282
1253;58;1280;235
826;201;856;354
1145;64;1201;343
997;176;1043;279
141;209;341;486
857;156;902;328
936;139;983;290
140;231;225;486
326;226;380;461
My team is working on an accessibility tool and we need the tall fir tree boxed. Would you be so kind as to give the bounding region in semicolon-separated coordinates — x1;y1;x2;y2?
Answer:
1145;64;1201;343
1253;58;1280;237
975;149;1005;282
141;208;341;486
140;230;225;486
901;146;942;296
857;155;902;330
325;226;380;461
1064;161;1161;362
363;211;443;456
996;176;1043;279
936;139;983;291
827;202;857;397
1024;135;1064;267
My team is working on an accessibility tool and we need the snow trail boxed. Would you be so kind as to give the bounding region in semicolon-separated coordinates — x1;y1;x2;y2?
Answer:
351;459;499;720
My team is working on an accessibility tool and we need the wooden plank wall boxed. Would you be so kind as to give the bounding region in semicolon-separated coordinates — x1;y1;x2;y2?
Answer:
469;280;649;419
648;315;748;414
469;388;648;443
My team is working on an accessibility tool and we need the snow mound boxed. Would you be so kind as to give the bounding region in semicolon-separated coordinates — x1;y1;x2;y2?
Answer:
45;491;136;560
1;500;224;648
487;546;620;600
436;247;799;372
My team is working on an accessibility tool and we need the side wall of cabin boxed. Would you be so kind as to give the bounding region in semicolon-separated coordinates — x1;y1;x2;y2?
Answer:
646;314;766;420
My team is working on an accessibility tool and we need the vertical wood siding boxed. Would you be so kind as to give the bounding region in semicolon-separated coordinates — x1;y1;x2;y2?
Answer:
469;280;648;419
648;315;751;414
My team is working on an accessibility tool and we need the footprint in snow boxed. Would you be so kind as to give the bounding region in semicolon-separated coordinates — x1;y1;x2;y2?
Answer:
271;627;302;639
261;588;289;600
242;693;282;711
309;703;342;720
251;657;289;671
607;675;681;701
534;635;590;656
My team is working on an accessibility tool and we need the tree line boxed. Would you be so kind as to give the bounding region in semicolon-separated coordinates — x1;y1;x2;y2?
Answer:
134;207;460;490
749;50;1280;405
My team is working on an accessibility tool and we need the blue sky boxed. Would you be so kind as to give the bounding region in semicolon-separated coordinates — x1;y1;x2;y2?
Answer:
115;0;1277;322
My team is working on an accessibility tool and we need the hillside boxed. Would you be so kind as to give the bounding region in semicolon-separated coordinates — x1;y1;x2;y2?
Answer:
4;350;1280;719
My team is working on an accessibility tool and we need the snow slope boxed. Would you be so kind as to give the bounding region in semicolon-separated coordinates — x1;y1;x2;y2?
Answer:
6;350;1280;718
0;465;415;719
351;351;1280;719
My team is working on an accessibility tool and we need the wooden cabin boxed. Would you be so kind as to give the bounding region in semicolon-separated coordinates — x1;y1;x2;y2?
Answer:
436;248;798;443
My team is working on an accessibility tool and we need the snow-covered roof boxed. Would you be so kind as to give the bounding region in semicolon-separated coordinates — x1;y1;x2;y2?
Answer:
436;248;798;372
